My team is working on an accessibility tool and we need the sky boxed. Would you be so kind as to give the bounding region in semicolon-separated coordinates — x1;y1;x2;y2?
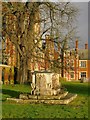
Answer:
88;2;90;49
0;2;88;50
73;2;88;48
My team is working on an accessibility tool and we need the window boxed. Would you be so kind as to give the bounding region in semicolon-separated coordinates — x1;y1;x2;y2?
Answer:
70;72;74;79
80;61;86;68
81;72;86;78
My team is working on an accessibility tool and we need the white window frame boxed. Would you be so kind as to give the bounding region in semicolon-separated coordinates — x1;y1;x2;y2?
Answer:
81;72;87;78
79;71;87;79
79;60;87;68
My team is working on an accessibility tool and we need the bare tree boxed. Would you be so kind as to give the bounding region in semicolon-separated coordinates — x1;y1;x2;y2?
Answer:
2;2;78;83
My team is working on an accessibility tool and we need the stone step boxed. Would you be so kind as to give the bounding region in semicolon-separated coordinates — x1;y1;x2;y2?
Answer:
61;93;77;100
7;93;77;105
28;91;68;100
60;93;77;104
19;91;68;100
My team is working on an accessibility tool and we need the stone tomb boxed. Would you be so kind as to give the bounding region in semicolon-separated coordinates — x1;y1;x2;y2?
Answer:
31;71;61;96
7;71;77;104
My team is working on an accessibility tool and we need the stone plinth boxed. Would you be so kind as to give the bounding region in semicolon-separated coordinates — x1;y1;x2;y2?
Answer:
6;70;77;105
7;93;77;105
31;71;61;96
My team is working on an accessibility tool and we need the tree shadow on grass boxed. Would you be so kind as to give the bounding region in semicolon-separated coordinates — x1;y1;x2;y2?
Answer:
2;89;22;98
63;83;89;96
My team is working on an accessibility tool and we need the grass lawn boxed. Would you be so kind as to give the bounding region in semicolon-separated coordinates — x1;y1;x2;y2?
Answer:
1;81;89;119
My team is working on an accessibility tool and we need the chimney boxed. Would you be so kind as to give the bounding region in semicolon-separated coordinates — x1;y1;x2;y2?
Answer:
75;40;78;54
75;40;78;49
85;43;88;49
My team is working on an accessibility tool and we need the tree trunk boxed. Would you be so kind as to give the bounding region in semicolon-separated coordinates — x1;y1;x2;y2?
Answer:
61;50;64;77
22;57;28;84
19;56;28;84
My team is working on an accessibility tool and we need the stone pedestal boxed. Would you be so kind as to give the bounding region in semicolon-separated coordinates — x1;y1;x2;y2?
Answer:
31;71;61;96
8;71;77;104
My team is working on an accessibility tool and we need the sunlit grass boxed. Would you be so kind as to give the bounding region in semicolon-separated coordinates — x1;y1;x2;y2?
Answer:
2;82;89;119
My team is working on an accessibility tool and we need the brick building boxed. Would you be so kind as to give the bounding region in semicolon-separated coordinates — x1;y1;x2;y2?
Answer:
78;43;89;81
64;40;89;82
1;34;89;82
1;37;16;84
32;37;89;82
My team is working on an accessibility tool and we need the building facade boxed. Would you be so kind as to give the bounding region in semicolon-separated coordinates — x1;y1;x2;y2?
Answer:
64;41;89;82
1;35;89;82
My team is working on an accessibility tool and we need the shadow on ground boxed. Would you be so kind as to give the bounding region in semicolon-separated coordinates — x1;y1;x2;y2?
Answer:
62;83;89;96
2;89;22;98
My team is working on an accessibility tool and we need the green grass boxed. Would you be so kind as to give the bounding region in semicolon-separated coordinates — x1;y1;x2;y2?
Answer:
1;82;89;119
61;81;89;96
2;84;31;101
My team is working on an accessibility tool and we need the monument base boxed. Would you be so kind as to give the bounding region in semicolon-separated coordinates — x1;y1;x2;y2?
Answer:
7;92;77;105
7;71;77;104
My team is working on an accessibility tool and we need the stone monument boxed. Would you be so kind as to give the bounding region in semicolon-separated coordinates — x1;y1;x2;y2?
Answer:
25;71;77;104
7;71;77;104
31;71;61;96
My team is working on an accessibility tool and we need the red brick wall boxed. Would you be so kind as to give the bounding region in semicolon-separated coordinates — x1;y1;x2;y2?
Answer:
88;60;90;81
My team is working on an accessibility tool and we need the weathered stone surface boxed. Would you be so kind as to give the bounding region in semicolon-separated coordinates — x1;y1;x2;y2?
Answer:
38;91;68;100
19;91;68;100
52;73;60;90
39;74;47;95
7;71;77;105
7;93;77;105
19;94;28;100
31;72;60;96
28;95;37;99
7;98;23;103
